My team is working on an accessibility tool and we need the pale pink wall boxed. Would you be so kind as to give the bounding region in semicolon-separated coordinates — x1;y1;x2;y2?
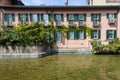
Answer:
3;8;118;49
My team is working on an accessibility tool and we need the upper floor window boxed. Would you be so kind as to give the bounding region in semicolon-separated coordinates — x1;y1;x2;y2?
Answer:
67;14;74;21
78;14;86;21
91;14;101;21
107;13;117;19
18;13;28;24
30;14;41;23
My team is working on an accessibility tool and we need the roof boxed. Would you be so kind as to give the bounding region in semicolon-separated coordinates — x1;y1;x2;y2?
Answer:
0;5;119;10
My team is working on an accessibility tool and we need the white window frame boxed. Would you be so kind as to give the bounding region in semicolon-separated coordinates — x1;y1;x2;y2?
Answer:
56;31;62;42
69;31;74;40
78;14;85;21
108;30;114;39
68;14;74;20
78;30;84;39
93;30;98;39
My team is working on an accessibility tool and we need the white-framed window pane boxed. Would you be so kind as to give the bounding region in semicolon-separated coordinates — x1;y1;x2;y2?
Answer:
78;14;84;20
69;31;74;39
56;31;62;42
8;14;13;25
32;14;38;22
56;15;61;21
79;30;84;39
68;15;74;20
93;30;98;39
43;14;49;26
108;30;114;38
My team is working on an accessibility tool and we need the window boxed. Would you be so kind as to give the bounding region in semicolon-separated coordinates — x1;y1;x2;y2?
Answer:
56;21;61;26
43;14;49;26
4;13;15;26
30;14;41;23
78;30;84;39
54;31;62;42
78;14;85;21
91;30;101;39
107;13;117;19
68;14;74;20
69;21;74;26
106;30;117;39
67;31;74;40
91;14;101;21
18;13;28;24
56;14;62;21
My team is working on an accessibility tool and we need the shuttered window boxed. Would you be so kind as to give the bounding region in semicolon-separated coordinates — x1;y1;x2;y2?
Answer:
91;30;101;39
54;30;62;42
106;30;117;39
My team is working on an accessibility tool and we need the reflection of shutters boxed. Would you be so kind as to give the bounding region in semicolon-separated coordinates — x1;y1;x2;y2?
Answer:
114;30;117;38
98;30;101;39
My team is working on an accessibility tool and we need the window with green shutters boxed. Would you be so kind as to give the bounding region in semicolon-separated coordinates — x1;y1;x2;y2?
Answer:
18;13;28;23
78;30;86;39
91;14;101;21
107;13;117;19
54;30;62;42
4;13;15;26
106;30;117;39
91;30;101;39
67;14;74;21
30;14;41;22
78;14;86;21
54;14;63;26
67;30;74;40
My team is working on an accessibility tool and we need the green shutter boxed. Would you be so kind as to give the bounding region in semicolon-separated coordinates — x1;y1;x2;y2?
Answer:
99;14;101;21
84;30;86;39
12;13;15;21
109;41;113;45
98;30;101;39
106;30;109;39
37;14;40;21
74;30;78;40
48;14;51;22
74;14;78;21
30;14;32;22
54;14;56;21
18;13;21;21
97;41;101;45
114;13;117;19
41;14;43;21
91;14;94;21
54;31;57;42
114;30;117;38
67;14;69;21
84;14;86;21
26;14;28;21
91;30;93;39
61;14;64;21
67;31;70;40
107;13;109;19
4;13;7;21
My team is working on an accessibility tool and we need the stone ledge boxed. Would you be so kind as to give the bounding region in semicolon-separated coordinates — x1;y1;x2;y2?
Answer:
0;52;47;58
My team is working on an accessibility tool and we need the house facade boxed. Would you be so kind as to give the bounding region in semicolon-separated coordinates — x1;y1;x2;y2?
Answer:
0;0;120;51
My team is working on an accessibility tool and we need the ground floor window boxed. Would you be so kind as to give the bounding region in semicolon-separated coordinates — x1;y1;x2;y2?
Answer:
91;30;101;39
67;31;74;40
54;30;62;42
106;30;117;39
78;30;84;39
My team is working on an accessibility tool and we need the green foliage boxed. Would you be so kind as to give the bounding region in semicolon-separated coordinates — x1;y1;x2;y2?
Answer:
92;38;120;54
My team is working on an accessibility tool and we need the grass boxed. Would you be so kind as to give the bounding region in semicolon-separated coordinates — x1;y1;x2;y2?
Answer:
0;54;120;80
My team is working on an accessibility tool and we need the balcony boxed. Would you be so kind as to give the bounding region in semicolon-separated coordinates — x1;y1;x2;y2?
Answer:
68;21;76;26
108;19;116;24
78;21;86;26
